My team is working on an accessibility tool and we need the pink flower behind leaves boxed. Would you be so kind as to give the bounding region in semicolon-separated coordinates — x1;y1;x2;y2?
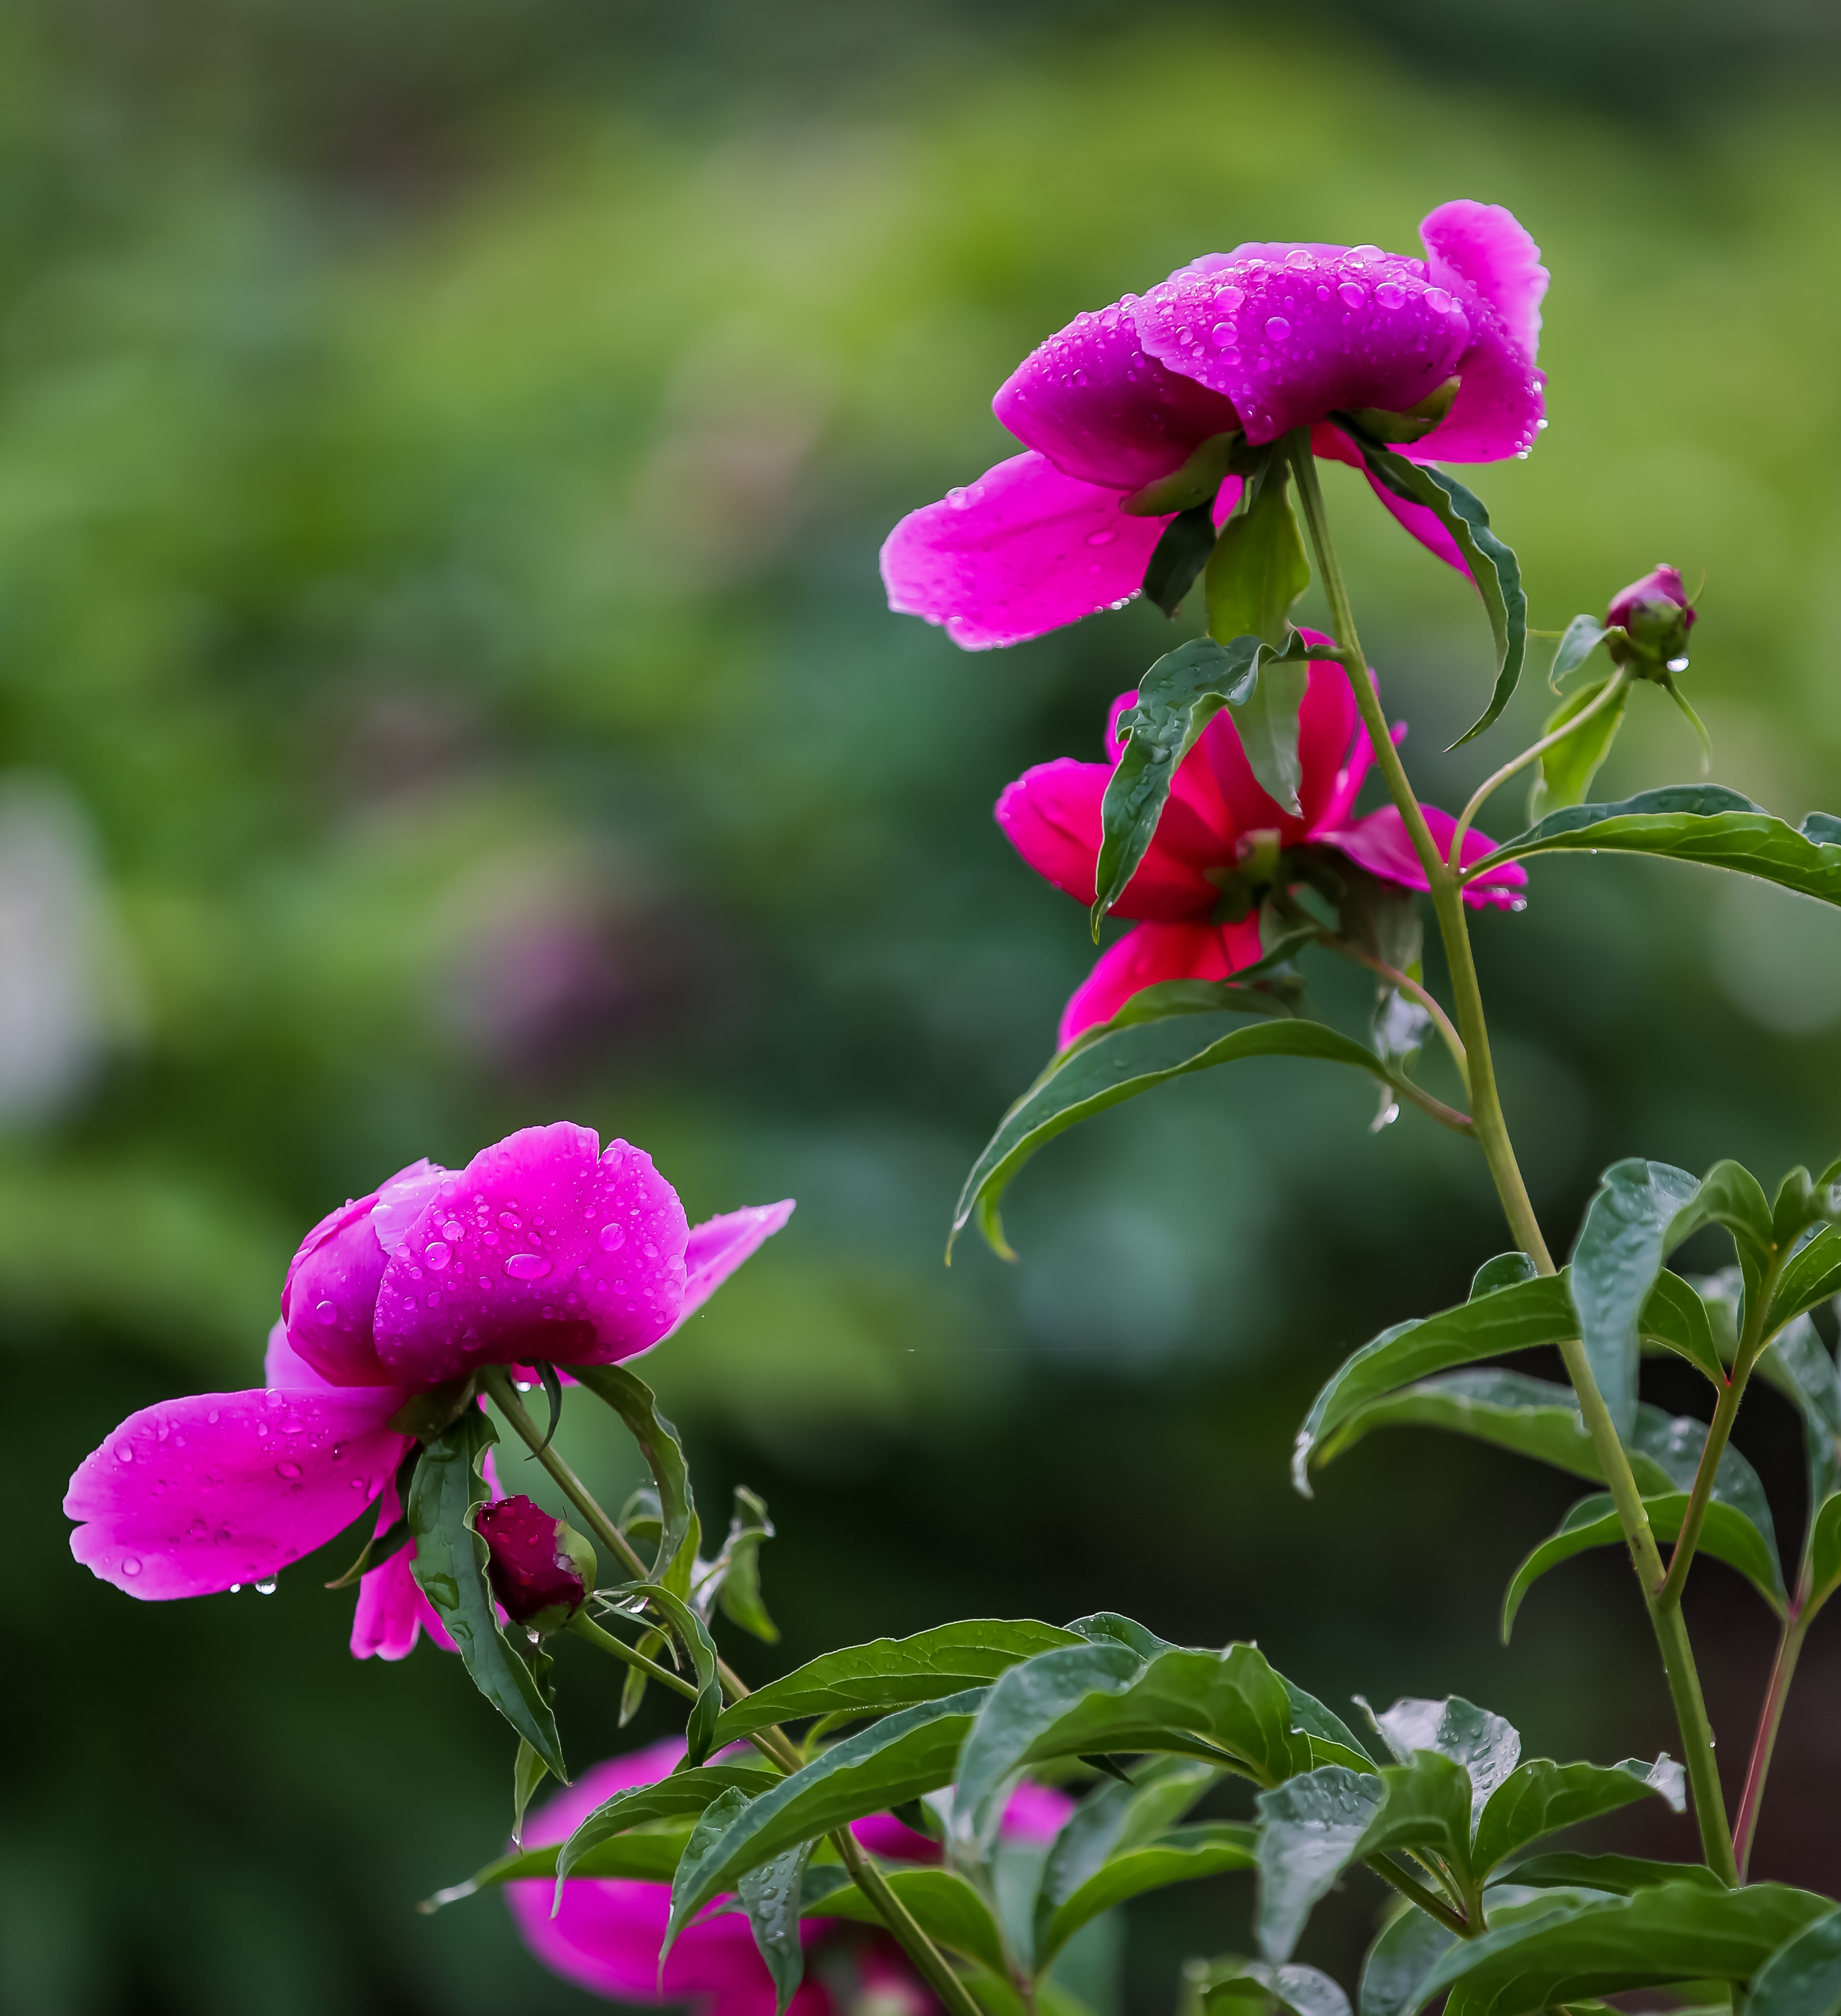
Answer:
478;1493;593;1628
66;1126;792;1622
882;201;1545;650
996;634;1526;1047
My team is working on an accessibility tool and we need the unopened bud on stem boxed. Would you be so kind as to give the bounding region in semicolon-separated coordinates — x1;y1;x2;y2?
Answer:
476;1493;595;1633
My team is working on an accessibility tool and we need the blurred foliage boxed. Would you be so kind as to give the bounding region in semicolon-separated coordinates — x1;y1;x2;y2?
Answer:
8;1;1841;2010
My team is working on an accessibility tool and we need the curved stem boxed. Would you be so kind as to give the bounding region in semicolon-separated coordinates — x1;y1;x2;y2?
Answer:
1287;437;1737;1884
1320;933;1470;1095
1363;1855;1470;1937
1733;1609;1809;1881
1446;668;1630;868
483;1367;987;2015
570;1610;701;1699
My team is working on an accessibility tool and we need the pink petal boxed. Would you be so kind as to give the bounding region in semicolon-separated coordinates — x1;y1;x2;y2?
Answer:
1310;425;1471;579
279;1180;408;1388
994;299;1243;492
880;452;1172;651
371;1124;690;1386
66;1384;410;1599
1320;804;1528;909
997;758;1107;906
1135;243;1471;446
1202;645;1359;844
349;1464;457;1660
1058;918;1262;1050
1000;1779;1077;1843
1414;201;1547;463
674;1200;796;1329
265;1318;338;1390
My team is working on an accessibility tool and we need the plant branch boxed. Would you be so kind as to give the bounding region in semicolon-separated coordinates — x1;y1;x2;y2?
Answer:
1363;1855;1471;1937
1733;1607;1808;1882
569;1610;701;1698
1319;932;1470;1096
1446;668;1629;867
833;1830;990;2016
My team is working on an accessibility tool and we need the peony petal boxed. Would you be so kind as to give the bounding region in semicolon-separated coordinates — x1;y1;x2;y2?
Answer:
995;298;1243;492
1058;918;1262;1050
349;1465;457;1661
280;1176;413;1387
1311;425;1471;579
674;1200;796;1329
66;1384;410;1599
1414;201;1547;463
265;1318;338;1390
1000;1779;1078;1843
1320;803;1529;909
1202;644;1358;844
371;1124;690;1386
1135;243;1471;446
880;452;1172;651
996;758;1107;906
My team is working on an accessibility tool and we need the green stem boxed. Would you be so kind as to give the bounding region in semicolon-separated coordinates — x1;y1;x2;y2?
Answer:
1363;1855;1470;1937
483;1365;984;2006
569;1609;701;1699
1446;667;1630;867
1287;434;1737;1885
1320;933;1470;1096
1732;1608;1809;1882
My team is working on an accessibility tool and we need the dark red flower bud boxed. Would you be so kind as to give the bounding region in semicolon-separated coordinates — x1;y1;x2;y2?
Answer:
476;1494;595;1631
1606;563;1695;672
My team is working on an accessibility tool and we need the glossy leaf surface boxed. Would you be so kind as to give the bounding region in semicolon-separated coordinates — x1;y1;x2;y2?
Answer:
1144;504;1219;618
566;1361;695;1579
1360;1908;1455;2016
1190;1957;1351;2016
1204;458;1308;652
1548;614;1607;689
741;1842;816;2015
553;1763;782;1890
1361;1695;1520;1824
1503;1851;1726;1895
804;1866;1011;1977
1746;1904;1841;2016
1528;675;1629;823
1255;1766;1384;1961
1038;1823;1257;1963
1470;1756;1685;1875
419;1819;698;1912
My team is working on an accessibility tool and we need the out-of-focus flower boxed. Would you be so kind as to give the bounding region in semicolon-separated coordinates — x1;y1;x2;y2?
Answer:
64;1124;792;1611
477;1493;595;1630
882;202;1546;649
1606;563;1696;671
998;635;1526;1047
507;1737;1071;2011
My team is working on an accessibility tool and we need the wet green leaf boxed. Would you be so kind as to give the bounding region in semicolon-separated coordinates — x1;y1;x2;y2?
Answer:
1766;1228;1841;1341
608;1579;723;1764
1548;614;1608;691
1758;1315;1841;1517
1528;675;1630;823
1502;1852;1724;1896
1254;1765;1383;1960
1283;1681;1378;1771
566;1361;694;1579
408;1406;566;1780
1360;1696;1520;1825
1353;1748;1475;1878
805;1866;1012;1977
668;1786;755;1962
1471;1756;1685;1876
553;1762;781;1893
419;1818;698;1913
1144;504;1221;619
707;1485;780;1645
1807;1493;1841;1614
1746;1904;1841;2016
1189;1957;1351;2016
1038;1823;1258;1964
513;1736;551;1849
1360;1908;1455;2016
741;1841;816;2015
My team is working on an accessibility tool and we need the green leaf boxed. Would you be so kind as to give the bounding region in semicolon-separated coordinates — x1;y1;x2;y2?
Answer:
1360;1908;1455;2016
1313;1369;1777;1545
804;1866;1011;1977
1293;1276;1575;1495
1747;1904;1841;2016
1145;504;1222;620
1360;1696;1520;1825
1548;615;1608;691
956;1643;1313;1853
605;1579;724;1764
407;1406;567;1780
419;1819;698;1913
1189;1957;1351;2016
513;1737;551;1849
1759;1316;1841;1521
1283;1681;1378;1771
1766;1227;1841;1341
1528;676;1630;824
1465;786;1841;909
668;1786;755;1963
1640;1270;1726;1388
1254;1765;1384;1961
1503;1491;1785;1639
707;1485;780;1645
566;1361;695;1579
324;1444;420;1588
1502;1852;1726;1896
711;1621;1083;1747
1067;1613;1178;1659
741;1842;816;2016
1807;1493;1841;1614
1354;1749;1475;1879
1037;1824;1258;1965
1569;1157;1771;1437
1471;1757;1685;1877
952;1014;1418;1260
1335;426;1525;747
671;1690;992;1930
1204;457;1310;651
1092;630;1317;926
1409;1882;1835;2015
554;1762;782;1893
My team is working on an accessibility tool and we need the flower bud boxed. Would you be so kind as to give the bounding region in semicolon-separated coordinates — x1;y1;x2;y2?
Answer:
1606;564;1695;673
476;1494;595;1632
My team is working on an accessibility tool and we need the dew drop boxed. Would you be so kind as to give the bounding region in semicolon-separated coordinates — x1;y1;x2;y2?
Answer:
1210;321;1237;346
498;1212;522;1231
1284;248;1313;268
441;1219;464;1241
123;1557;142;1576
1264;316;1291;341
423;1241;452;1270
255;1579;277;1596
1424;286;1452;314
1666;656;1690;673
313;1299;338;1326
1373;281;1405;310
504;1253;553;1281
114;1442;133;1463
276;1461;303;1480
1086;529;1116;547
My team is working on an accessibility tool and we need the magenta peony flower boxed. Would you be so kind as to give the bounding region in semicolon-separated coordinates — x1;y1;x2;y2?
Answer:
1606;562;1696;673
881;201;1545;649
997;635;1527;1047
1607;563;1694;636
508;1738;1072;2011
477;1493;595;1630
65;1123;792;1609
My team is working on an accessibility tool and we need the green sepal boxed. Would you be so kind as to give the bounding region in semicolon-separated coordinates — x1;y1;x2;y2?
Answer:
1144;505;1221;618
1204;454;1309;653
407;1405;567;1780
1502;1492;1786;1639
1334;421;1525;746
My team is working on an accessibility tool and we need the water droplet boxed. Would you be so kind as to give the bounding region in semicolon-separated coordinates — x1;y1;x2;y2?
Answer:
1666;656;1690;673
1283;248;1313;268
313;1299;338;1326
643;1242;658;1259
1210;321;1237;346
1424;286;1452;314
1537;418;1550;431
504;1253;553;1281
114;1442;133;1463
424;1241;452;1270
1373;281;1405;310
1086;529;1116;547
255;1579;277;1596
207;1409;220;1424
1352;243;1383;260
276;1461;303;1480
123;1557;142;1576
1216;285;1245;311
188;1518;208;1537
1264;315;1290;341
441;1219;464;1241
229;1583;242;1594
498;1212;522;1231
1175;325;1192;347
598;1222;627;1252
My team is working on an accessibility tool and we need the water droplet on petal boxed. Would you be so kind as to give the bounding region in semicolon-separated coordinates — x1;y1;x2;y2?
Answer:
1424;286;1452;314
114;1442;133;1463
1284;248;1313;268
122;1557;142;1576
313;1300;338;1326
498;1212;522;1231
1086;529;1116;547
255;1579;277;1596
1374;281;1405;310
441;1220;464;1241
1210;321;1237;346
276;1461;303;1480
504;1254;553;1280
1264;316;1290;341
424;1241;452;1270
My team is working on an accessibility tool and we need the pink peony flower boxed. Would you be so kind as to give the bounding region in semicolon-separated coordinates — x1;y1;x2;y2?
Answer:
477;1493;594;1629
65;1123;792;1615
882;201;1545;649
997;635;1527;1048
1607;563;1694;636
508;1738;1072;2011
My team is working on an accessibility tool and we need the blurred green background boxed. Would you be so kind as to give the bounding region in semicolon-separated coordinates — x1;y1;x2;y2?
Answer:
8;0;1841;2008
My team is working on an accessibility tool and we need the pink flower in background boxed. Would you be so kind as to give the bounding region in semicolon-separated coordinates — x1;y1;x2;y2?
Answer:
881;201;1545;649
508;1738;1072;2010
1607;563;1695;635
65;1123;792;1612
997;635;1527;1047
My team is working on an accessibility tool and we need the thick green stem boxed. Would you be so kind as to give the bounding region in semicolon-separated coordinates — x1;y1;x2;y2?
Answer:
1363;1855;1471;1937
1732;1609;1809;1882
1287;435;1736;1884
483;1366;985;2007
